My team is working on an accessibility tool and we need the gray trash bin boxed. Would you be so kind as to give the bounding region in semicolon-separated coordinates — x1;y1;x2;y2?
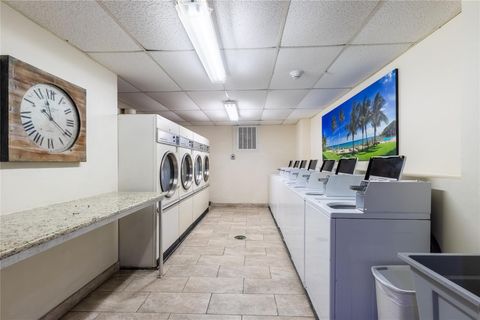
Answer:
371;265;419;320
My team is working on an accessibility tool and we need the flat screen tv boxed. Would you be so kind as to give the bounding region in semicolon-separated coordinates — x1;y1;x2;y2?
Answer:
322;69;398;161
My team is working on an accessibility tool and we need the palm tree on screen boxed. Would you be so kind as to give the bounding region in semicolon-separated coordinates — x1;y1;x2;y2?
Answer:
371;93;388;144
359;97;371;149
346;103;360;153
330;116;337;150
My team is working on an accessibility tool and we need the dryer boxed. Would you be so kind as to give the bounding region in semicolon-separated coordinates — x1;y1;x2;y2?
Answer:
192;139;203;192
118;114;180;268
178;127;194;199
177;127;194;236
192;134;209;220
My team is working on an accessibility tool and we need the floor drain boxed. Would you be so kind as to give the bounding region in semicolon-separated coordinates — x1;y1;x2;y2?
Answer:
234;235;246;240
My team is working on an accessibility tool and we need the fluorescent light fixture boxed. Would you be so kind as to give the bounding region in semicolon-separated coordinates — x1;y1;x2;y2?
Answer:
176;0;226;84
224;100;239;122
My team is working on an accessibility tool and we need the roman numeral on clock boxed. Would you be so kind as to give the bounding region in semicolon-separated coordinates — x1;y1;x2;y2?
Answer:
33;132;43;144
23;120;35;132
23;98;35;106
48;138;54;150
64;129;72;138
34;89;44;99
21;111;32;119
46;89;55;101
66;119;74;127
64;108;72;115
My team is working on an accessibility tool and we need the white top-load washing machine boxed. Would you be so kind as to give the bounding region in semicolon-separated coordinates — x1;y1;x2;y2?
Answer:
304;156;431;320
118;114;179;268
275;158;362;284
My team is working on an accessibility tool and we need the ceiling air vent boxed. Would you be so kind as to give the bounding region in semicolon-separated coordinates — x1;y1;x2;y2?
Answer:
237;126;257;150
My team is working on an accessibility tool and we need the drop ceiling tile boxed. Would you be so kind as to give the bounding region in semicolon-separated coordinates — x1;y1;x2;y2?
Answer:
315;44;411;89
214;1;289;49
353;1;461;44
6;1;140;52
269;47;343;89
204;109;229;122
101;1;192;50
260;121;283;125
118;93;168;112
224;49;277;90
228;90;268;110
188;91;226;111
238;121;262;126
283;119;299;125
89;52;180;91
175;110;210;122
265;90;309;109
190;121;214;126
281;1;378;46
262;109;292;121
158;111;186;123
215;121;236;126
287;109;320;120
147;92;199;111
118;77;139;93
297;89;349;109
150;51;223;91
239;109;263;121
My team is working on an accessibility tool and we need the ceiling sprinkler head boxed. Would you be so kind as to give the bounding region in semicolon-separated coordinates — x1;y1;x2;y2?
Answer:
289;70;304;80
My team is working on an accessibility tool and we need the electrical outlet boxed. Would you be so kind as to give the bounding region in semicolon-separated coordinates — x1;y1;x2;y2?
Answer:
231;154;236;160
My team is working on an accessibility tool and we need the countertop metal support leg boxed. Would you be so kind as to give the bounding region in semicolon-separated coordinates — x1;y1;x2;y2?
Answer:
157;201;164;278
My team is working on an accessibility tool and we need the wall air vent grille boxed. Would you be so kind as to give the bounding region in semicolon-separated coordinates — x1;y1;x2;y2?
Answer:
237;126;257;150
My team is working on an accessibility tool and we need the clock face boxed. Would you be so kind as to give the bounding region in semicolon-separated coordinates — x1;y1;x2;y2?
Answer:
20;84;80;152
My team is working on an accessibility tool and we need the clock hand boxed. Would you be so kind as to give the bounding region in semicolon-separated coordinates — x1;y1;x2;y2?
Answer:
45;99;53;118
41;109;67;135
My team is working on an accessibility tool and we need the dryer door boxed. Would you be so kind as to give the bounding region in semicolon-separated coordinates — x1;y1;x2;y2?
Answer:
160;151;179;198
203;155;210;182
194;154;203;186
181;153;193;190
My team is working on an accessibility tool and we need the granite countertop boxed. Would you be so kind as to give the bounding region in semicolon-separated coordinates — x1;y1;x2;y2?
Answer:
0;192;164;263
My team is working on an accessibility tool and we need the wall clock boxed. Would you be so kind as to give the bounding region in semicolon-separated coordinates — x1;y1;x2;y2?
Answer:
0;56;86;162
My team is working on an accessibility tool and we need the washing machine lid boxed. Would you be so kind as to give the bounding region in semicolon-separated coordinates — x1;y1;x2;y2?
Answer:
181;153;193;190
160;151;179;198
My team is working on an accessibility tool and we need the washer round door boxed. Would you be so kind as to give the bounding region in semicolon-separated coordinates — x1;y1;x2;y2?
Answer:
160;151;178;198
181;153;193;190
203;155;210;182
194;154;203;186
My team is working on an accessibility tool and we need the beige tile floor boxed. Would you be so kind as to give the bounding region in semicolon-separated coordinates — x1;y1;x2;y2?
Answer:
63;207;315;320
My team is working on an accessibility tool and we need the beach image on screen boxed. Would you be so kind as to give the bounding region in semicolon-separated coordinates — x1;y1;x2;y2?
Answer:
322;69;398;161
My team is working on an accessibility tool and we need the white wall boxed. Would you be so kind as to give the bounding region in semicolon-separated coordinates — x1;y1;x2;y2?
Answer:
295;119;311;160
0;3;119;318
188;125;296;204
304;1;480;253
